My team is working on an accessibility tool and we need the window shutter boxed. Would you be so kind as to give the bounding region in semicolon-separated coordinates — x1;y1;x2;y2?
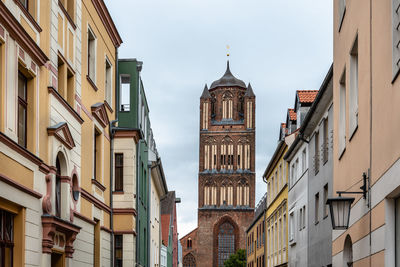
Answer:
393;0;400;78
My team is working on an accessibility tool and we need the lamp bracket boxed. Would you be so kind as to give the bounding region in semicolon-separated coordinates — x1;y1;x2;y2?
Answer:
337;172;368;199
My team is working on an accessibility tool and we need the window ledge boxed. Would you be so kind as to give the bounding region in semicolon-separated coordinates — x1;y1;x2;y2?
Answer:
91;178;106;191
323;215;328;220
13;0;42;33
58;0;76;30
338;8;346;32
112;191;124;195
338;147;346;160
392;67;400;84
87;75;98;91
314;221;319;226
348;125;358;142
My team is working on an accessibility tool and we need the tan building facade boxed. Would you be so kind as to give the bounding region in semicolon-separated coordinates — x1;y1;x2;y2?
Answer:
0;0;122;266
332;0;400;266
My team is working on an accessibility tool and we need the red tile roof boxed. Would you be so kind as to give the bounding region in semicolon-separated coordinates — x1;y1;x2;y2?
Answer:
288;109;296;121
297;90;319;103
161;214;171;246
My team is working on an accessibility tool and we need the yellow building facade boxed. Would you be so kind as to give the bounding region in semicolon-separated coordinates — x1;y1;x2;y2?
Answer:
246;194;266;267
0;0;122;266
263;138;290;267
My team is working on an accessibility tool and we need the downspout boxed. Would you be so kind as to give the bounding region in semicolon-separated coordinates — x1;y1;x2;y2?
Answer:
110;46;119;267
369;0;373;266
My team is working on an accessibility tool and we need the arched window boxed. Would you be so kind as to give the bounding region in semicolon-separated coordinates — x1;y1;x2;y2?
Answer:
56;157;62;217
204;181;217;206
237;179;249;206
343;235;353;267
183;253;196;267
238;94;244;120
211;94;216;119
187;238;192;249
222;92;233;119
221;136;233;170
218;222;235;266
220;180;233;206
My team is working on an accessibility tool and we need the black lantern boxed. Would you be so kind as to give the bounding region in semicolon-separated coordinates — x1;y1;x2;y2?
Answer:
326;197;354;229
326;172;368;230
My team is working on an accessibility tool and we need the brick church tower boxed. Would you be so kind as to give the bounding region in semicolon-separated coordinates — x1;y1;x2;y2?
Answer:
180;61;255;267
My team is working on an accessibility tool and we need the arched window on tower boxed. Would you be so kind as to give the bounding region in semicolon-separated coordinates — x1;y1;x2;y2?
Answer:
221;136;233;171
183;253;196;267
222;92;233;120
237;138;250;170
220;180;233;206
187;238;192;249
238;94;244;120
247;100;253;128
237;179;249;206
204;181;217;206
211;94;216;119
218;222;235;267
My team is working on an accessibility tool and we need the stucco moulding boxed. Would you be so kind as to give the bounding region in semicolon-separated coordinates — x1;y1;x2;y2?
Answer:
47;122;76;150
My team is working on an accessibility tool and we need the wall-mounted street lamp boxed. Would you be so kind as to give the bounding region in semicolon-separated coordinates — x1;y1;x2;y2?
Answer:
326;172;368;230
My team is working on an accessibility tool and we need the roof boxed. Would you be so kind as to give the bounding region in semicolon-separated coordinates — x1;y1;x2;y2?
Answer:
200;84;211;99
161;214;171;246
288;109;296;121
210;61;246;89
297;90;319;104
245;83;255;97
179;228;198;241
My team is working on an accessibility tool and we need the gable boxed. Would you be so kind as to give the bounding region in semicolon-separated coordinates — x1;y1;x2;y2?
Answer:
91;102;110;128
47;122;75;149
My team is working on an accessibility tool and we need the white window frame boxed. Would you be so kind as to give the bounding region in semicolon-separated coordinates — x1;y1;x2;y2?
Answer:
105;57;112;107
349;35;359;139
87;26;97;83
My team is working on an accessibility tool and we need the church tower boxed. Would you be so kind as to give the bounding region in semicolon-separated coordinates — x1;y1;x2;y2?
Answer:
197;61;256;266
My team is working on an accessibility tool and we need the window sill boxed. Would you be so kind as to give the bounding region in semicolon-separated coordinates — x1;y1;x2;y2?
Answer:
338;8;346;32
392;67;400;84
13;0;42;33
314;221;319;226
338;147;346;161
348;125;358;142
58;0;76;30
112;191;124;195
92;178;106;191
87;75;98;91
323;215;328;220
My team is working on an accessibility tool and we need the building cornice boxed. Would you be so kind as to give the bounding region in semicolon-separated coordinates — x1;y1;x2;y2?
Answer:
91;0;122;48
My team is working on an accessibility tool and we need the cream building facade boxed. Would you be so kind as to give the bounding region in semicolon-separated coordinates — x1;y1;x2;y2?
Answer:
0;0;122;266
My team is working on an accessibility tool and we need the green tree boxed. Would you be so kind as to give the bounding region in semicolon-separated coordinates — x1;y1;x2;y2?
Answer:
223;249;246;267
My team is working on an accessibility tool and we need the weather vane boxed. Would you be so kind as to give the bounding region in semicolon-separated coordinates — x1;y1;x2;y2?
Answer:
226;45;230;57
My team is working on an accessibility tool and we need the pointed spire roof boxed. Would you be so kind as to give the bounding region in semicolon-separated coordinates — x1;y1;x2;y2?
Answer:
210;61;246;89
200;84;211;99
245;83;255;97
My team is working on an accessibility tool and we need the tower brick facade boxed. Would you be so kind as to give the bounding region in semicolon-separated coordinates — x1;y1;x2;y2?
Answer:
181;62;255;267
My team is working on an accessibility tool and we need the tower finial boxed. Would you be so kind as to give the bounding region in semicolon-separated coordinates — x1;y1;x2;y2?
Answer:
226;45;230;57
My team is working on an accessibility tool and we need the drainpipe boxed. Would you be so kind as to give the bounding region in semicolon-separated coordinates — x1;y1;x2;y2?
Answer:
369;0;373;266
110;46;119;267
136;141;140;266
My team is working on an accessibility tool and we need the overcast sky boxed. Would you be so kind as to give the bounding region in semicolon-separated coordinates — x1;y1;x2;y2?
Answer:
105;0;333;237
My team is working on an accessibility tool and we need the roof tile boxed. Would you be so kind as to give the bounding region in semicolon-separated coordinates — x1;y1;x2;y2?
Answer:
297;90;319;103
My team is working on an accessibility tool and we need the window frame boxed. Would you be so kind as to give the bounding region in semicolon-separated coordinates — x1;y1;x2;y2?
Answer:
17;71;28;148
114;153;124;192
87;26;97;83
105;57;113;107
114;234;123;267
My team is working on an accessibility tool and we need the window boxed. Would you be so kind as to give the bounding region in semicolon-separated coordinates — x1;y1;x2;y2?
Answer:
105;59;112;106
247;101;253;128
18;0;28;8
289;211;294;242
88;27;96;82
323;184;329;218
115;153;123;191
394;0;400;79
349;36;358;137
55;157;62;217
299;208;303;230
0;209;14;267
315;193;319;224
339;71;346;156
302;148;307;173
94;220;100;267
17;72;27;148
94;128;101;181
302;205;306;229
339;0;346;31
323;118;329;163
114;235;123;267
59;0;75;22
58;56;75;106
183;253;196;267
120;75;130;111
315;131;320;174
218;222;235;267
187;238;192;249
202;102;209;130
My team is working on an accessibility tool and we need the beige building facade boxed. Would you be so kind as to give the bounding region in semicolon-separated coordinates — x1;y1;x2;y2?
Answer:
332;0;400;266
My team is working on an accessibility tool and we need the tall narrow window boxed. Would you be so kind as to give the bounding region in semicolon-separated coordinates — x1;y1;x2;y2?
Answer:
339;71;346;156
349;37;358;137
302;205;306;229
339;0;346;30
323;118;329;163
204;145;210;170
247;101;253;128
212;144;217;169
315;193;319;224
105;59;112;106
56;157;62;217
228;144;233;170
0;209;14;267
88;28;96;82
17;72;27;148
323;184;329;218
220;144;226;170
115;153;123;191
120;75;130;111
202;102;209;129
94;128;101;181
289;211;294;241
218;222;235;267
114;235;123;267
94;220;100;267
237;144;243;169
314;131;320;174
302;149;307;173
